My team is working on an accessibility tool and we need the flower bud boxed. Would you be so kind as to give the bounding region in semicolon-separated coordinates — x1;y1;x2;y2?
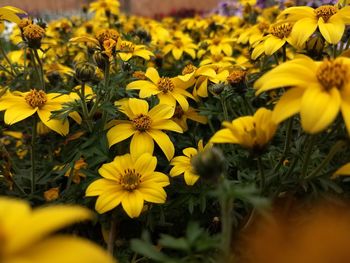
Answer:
75;62;96;83
306;36;325;59
93;51;109;71
209;83;226;96
191;147;226;182
22;24;45;49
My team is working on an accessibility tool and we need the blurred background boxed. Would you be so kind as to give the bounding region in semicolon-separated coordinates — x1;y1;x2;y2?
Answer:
0;0;221;17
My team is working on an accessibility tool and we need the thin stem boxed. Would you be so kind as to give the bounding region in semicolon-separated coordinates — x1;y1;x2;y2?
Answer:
30;117;38;194
257;156;265;191
220;184;234;263
220;95;229;121
108;218;117;255
301;135;316;178
101;65;111;128
306;140;347;180
33;49;45;91
0;39;18;75
282;44;287;62
29;50;43;90
273;117;293;173
77;83;93;132
273;53;279;65
333;44;337;58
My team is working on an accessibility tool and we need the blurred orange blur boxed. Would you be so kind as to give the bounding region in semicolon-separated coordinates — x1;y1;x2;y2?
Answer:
236;197;350;263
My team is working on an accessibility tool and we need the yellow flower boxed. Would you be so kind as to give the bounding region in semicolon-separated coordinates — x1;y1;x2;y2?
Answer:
44;187;60;201
126;67;194;110
333;162;350;178
89;0;119;18
0;89;74;135
162;31;197;60
172;105;208;132
0;197;116;263
86;152;169;218
107;98;183;160
117;39;154;61
279;5;350;45
210;108;277;149
251;22;295;59
64;158;88;184
254;56;350;134
0;6;26;32
205;36;235;56
170;140;212;186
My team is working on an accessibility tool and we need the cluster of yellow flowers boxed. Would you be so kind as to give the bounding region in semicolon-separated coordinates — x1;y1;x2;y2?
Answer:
2;0;350;261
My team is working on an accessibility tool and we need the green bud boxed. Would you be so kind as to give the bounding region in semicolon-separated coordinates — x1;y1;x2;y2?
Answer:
75;62;96;83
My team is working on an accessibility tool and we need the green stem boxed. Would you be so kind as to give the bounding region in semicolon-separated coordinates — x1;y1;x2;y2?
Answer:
220;183;234;263
301;135;316;178
30;117;38;194
78;83;93;132
273;53;279;65
282;44;287;62
273;118;293;173
33;49;45;91
305;140;347;180
257;156;265;191
220;95;229;121
333;44;337;58
108;218;117;255
101;65;111;128
0;39;18;75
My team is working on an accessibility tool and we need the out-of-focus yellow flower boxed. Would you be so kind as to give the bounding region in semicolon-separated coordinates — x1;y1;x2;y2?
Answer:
0;6;26;32
89;0;120;18
86;152;169;217
0;197;116;263
126;67;194;110
64;158;88;184
279;5;350;45
44;187;60;201
172;105;208;132
162;31;197;60
117;39;154;61
170;140;212;185
210;108;277;150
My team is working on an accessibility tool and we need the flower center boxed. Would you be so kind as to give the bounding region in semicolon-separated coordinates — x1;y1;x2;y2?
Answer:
173;106;184;119
316;59;348;90
119;41;135;52
315;5;337;22
174;40;183;48
258;21;269;32
132;114;152;131
25;89;47;108
182;64;197;75
120;169;141;191
23;24;45;40
269;22;292;39
227;70;247;84
212;37;221;45
133;71;147;80
95;29;119;44
157;77;175;93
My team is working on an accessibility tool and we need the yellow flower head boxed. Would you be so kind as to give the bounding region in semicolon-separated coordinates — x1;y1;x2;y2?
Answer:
254;56;350;134
0;6;26;32
86;152;169;218
107;98;183;160
0;197;116;263
0;90;75;135
278;5;350;45
170;140;212;186
210;108;278;150
126;67;195;111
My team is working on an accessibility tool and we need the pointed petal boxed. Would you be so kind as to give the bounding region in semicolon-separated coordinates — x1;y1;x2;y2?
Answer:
147;129;175;161
107;123;134;147
130;132;154;158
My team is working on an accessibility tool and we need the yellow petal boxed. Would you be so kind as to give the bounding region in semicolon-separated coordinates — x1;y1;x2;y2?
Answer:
300;87;341;134
130;132;154;158
121;190;144;218
37;109;69;136
152;119;183;133
86;179;121;196
333;163;350;178
145;67;160;84
318;16;345;44
128;98;149;116
172;92;189;111
95;189;126;214
7;206;92;254
272;88;304;124
138;186;167;203
148;104;175;120
4;103;37;125
107;123;134;147
172;48;183;60
263;36;285;56
12;236;116;263
341;98;350;135
134;153;157;175
147;129;175;161
290;18;318;47
184;171;200;186
210;128;238;144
